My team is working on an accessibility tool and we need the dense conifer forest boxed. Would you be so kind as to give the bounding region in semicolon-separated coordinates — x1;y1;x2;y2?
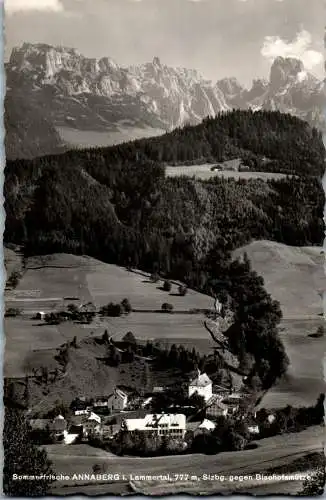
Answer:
4;109;324;391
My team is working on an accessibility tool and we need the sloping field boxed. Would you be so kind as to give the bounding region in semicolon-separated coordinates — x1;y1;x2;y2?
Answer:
233;240;325;319
166;163;288;181
47;426;324;496
6;253;212;312
5;249;325;408
4;253;213;377
233;240;326;408
4;246;23;282
258;318;326;409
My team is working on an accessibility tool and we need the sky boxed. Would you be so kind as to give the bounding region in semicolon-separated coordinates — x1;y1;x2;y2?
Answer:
4;0;325;86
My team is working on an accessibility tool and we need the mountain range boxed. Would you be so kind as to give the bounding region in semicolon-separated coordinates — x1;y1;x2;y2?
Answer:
5;42;325;159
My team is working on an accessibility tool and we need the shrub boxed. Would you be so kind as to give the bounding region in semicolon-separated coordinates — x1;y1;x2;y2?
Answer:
316;325;324;337
163;280;172;292
67;303;79;314
102;330;110;343
121;298;132;314
5;307;21;317
161;303;174;313
70;336;78;348
100;303;123;317
150;273;160;283
123;331;137;345
7;271;22;288
44;313;62;325
178;285;188;296
92;464;103;474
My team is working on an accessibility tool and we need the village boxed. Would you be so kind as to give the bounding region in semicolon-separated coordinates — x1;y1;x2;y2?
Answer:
5;272;315;459
28;368;277;455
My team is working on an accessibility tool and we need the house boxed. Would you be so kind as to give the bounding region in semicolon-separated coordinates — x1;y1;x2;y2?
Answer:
141;397;153;408
71;397;89;412
198;418;216;431
193;419;216;437
102;423;121;439
187;418;216;437
29;417;68;444
70;412;102;439
93;398;109;410
83;412;102;437
64;430;80;445
88;412;101;424
213;385;230;398
123;413;186;438
248;425;260;435
188;371;213;402
152;387;165;394
221;393;242;415
74;409;90;416
108;388;128;412
35;311;45;320
206;397;228;418
67;424;84;442
29;419;51;431
52;415;67;438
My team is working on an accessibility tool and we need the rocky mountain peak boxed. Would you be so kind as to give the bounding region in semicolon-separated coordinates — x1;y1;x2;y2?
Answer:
270;56;305;90
5;42;325;159
152;56;162;67
216;77;244;96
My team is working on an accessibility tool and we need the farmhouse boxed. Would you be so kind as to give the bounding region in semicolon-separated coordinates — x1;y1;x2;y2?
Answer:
70;412;102;439
188;371;212;402
122;413;186;438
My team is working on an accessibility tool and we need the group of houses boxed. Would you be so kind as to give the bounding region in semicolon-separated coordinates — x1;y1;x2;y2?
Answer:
30;412;103;445
29;371;275;446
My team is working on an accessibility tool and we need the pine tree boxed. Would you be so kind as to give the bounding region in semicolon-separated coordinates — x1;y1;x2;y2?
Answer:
140;362;151;396
23;375;30;408
3;407;55;496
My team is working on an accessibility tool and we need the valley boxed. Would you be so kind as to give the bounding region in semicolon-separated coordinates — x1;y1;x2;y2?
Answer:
4;3;326;497
4;241;325;411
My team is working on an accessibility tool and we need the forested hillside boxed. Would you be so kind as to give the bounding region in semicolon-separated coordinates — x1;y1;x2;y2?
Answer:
5;109;324;274
6;109;325;176
5;109;324;392
5;93;66;160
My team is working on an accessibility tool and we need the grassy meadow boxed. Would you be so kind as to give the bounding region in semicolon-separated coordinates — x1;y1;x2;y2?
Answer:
4;243;325;409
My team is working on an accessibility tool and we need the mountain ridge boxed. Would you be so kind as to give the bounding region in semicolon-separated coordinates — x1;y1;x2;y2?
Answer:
5;43;325;159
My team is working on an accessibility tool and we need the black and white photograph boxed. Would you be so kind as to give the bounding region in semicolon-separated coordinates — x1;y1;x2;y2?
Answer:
3;0;326;496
